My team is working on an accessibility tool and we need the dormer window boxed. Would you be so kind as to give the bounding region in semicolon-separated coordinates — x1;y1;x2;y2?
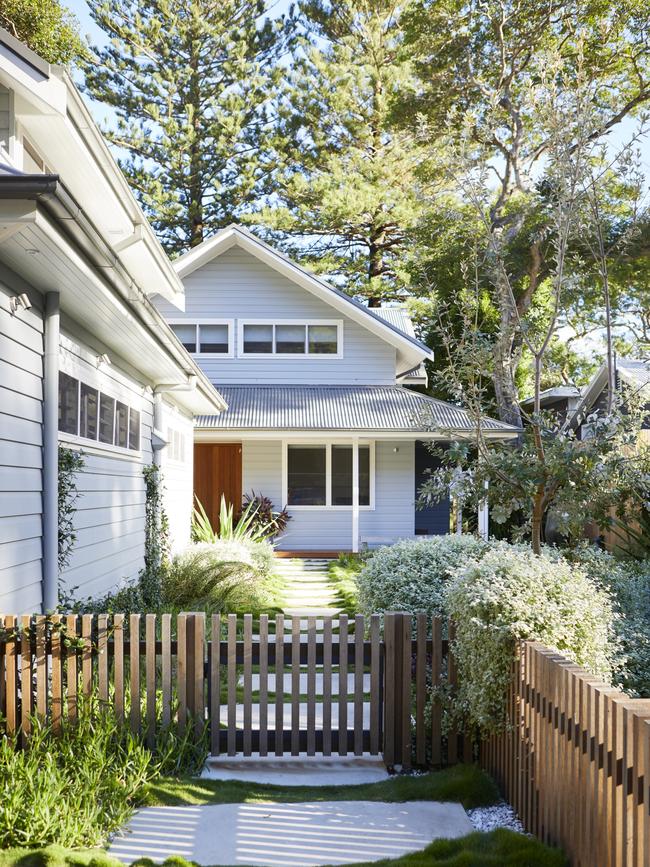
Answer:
239;320;342;358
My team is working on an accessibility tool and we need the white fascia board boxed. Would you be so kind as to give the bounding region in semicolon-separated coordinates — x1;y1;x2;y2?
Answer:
24;207;223;415
193;428;519;442
0;52;185;309
174;225;433;369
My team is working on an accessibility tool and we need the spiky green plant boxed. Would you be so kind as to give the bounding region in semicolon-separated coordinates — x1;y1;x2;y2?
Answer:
192;495;276;544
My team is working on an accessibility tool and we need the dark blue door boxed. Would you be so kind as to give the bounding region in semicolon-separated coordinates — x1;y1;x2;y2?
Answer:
414;440;450;535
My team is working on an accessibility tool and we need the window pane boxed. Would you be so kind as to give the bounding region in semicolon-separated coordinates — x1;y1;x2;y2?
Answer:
199;324;229;353
58;372;78;434
243;323;273;354
80;383;98;440
99;394;115;444
308;325;338;354
115;401;129;448
129;408;140;451
331;445;370;506
287;446;326;506
171;323;196;353
276;324;306;354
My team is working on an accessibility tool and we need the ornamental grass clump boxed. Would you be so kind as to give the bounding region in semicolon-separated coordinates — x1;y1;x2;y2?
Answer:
0;704;154;849
446;544;616;733
357;535;490;617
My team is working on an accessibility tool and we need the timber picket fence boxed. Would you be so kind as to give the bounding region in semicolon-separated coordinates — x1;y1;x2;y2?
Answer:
481;641;650;867
0;611;470;767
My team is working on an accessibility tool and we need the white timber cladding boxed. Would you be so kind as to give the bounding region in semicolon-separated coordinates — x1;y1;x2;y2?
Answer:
0;84;13;158
242;439;414;550
154;247;397;384
57;326;154;598
159;401;194;554
0;278;44;613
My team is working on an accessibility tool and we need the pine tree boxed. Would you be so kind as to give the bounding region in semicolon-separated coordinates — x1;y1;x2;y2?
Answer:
84;0;290;253
252;0;425;305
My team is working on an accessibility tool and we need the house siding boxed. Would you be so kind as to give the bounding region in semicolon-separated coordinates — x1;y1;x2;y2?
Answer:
58;327;154;599
159;401;194;554
0;85;12;156
155;248;397;385
0;276;44;613
241;439;415;551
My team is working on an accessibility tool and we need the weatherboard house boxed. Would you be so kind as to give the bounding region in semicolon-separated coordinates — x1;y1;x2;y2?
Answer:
154;226;517;554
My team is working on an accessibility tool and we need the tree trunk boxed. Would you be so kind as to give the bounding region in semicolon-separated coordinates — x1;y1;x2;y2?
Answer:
531;488;544;555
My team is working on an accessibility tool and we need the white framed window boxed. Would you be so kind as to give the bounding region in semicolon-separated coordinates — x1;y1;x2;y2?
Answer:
238;320;343;358
58;372;141;453
282;441;374;509
168;319;234;357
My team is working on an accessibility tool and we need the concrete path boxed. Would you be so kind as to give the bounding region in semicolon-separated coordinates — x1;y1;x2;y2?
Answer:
110;801;473;866
201;754;389;786
277;559;341;619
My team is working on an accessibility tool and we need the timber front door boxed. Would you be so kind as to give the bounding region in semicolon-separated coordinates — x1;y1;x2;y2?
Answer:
194;443;242;532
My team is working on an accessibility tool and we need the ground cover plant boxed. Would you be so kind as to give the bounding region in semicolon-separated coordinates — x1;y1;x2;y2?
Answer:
0;706;154;850
0;829;567;867
327;553;363;614
144;764;498;809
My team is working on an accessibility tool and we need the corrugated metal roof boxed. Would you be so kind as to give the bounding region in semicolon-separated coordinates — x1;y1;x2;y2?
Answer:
195;385;517;433
372;306;416;339
619;359;650;388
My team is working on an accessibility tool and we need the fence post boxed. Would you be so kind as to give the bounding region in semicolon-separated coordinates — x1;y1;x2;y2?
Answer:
382;611;411;770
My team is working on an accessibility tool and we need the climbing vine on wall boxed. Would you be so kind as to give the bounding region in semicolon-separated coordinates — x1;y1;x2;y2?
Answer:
141;464;170;606
58;446;84;571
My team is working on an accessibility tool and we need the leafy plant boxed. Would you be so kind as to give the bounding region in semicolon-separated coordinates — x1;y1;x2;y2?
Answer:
160;546;241;610
357;535;490;618
0;702;154;849
446;544;616;733
58;447;84;572
242;491;291;539
192;495;276;544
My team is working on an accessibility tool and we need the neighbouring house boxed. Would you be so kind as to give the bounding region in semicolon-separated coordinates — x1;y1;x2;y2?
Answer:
519;385;584;427
154;226;518;554
0;30;226;613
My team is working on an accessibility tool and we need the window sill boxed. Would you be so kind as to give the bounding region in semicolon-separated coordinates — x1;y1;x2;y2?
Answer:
58;433;143;461
287;505;375;512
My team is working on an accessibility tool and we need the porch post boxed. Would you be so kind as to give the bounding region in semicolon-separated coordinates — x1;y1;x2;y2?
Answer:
478;480;489;540
352;437;359;553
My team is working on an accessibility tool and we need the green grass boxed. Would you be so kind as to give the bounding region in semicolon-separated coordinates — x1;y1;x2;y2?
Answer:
0;830;567;867
327;555;362;614
144;764;499;810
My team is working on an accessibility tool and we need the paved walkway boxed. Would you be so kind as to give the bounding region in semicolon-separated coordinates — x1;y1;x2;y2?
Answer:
110;801;473;866
277;559;341;619
201;754;389;786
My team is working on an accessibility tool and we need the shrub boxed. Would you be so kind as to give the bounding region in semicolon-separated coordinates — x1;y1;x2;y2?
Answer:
0;704;154;849
562;544;650;696
447;544;616;732
357;535;490;617
163;538;277;612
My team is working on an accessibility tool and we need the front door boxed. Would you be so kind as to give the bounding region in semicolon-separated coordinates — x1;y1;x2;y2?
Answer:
194;443;242;532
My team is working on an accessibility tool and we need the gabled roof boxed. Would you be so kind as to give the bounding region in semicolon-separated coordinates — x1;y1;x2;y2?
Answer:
195;385;519;438
173;225;434;375
563;356;650;431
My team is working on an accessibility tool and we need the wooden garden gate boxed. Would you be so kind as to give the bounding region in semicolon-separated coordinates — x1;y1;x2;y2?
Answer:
0;611;464;769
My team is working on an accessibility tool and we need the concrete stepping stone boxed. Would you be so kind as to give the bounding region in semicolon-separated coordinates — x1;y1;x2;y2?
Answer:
110;800;473;866
201;754;388;786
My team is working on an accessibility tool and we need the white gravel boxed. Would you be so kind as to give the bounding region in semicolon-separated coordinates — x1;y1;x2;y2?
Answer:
467;801;525;834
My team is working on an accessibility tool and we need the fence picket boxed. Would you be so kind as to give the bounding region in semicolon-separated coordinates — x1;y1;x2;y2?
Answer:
338;614;349;757
98;614;109;706
51;614;62;733
81;614;93;698
177;613;187;735
415;613;426;767
322;616;332;757
20;615;32;742
114;614;125;724
369;614;380;756
227;614;237;757
65;614;78;723
291;615;300;757
400;613;412;771
259;614;268;757
275;613;284;757
146;614;156;748
307;615;317;757
431;617;442;768
243;614;253;757
4;615;17;736
129;613;141;735
354;614;364;757
210;613;220;755
162;613;172;729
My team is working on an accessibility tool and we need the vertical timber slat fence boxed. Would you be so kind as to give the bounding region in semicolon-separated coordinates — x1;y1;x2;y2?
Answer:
481;640;650;867
0;611;465;766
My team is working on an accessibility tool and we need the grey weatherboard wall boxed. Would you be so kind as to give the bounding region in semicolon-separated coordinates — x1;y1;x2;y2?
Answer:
154;247;398;385
0;272;45;612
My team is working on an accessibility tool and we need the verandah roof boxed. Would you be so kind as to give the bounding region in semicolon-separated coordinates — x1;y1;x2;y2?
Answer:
195;385;518;435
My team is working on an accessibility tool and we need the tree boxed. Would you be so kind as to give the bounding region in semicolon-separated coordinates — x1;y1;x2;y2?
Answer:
1;0;85;64
252;0;426;304
84;0;290;254
417;57;650;554
401;0;650;423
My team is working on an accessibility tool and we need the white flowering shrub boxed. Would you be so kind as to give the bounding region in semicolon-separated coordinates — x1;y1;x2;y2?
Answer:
562;544;650;696
357;535;491;617
447;544;616;732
